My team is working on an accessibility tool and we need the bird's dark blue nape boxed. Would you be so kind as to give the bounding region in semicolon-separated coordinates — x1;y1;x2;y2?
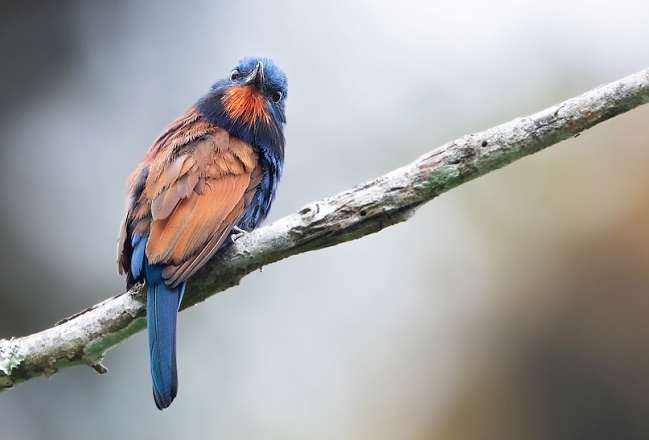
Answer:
118;56;287;409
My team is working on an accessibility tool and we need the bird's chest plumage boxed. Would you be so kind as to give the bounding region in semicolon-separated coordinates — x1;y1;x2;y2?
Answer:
196;90;285;231
238;151;281;231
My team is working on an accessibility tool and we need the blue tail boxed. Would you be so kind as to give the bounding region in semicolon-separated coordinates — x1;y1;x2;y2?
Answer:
146;266;185;410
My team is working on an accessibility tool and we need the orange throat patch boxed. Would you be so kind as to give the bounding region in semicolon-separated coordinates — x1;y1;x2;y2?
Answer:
222;85;270;127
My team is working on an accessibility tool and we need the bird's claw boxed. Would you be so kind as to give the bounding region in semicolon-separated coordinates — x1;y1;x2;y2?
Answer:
226;226;247;244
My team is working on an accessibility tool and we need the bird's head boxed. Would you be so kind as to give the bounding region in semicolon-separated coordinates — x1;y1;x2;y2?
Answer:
197;57;287;147
222;57;287;125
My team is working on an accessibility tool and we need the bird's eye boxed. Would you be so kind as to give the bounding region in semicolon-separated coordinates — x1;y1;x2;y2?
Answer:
230;69;241;81
272;90;283;102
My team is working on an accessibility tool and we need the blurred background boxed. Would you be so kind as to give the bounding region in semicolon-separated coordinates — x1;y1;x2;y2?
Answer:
2;0;649;439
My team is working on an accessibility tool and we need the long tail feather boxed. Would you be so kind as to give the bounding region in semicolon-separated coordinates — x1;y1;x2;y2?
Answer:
146;275;184;410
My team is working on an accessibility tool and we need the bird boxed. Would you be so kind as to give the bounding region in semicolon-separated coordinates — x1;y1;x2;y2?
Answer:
117;56;287;410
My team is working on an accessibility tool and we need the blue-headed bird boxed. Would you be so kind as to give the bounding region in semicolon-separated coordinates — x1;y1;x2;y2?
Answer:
118;57;287;409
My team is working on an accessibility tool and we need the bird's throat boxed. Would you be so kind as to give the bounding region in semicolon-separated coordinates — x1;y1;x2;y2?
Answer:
222;85;270;127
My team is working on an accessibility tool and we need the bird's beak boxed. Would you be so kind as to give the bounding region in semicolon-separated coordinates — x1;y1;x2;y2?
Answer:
243;61;265;91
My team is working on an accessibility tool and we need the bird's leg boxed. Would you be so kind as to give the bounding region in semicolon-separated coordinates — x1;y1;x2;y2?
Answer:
226;226;247;245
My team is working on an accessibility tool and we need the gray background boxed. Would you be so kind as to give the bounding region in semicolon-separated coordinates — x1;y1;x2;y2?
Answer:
2;1;649;439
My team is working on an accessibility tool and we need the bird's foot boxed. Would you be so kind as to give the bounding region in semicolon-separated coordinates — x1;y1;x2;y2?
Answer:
226;226;247;245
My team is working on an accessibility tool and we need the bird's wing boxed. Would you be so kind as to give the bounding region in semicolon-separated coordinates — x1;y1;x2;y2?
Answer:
119;119;262;288
160;155;263;287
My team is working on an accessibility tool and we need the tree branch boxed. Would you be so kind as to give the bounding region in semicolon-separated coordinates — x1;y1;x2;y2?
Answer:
2;67;648;392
